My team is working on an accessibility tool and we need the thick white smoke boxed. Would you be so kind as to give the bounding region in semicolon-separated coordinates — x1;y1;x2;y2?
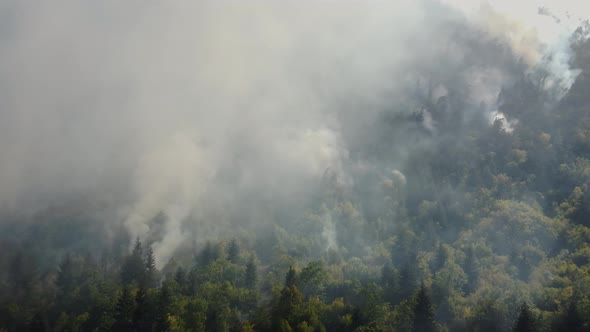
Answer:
0;0;586;265
445;0;588;96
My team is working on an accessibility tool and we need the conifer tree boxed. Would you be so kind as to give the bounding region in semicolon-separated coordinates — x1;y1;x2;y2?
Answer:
227;239;240;263
144;246;158;288
514;303;536;332
285;266;297;287
245;257;258;290
381;263;400;304
463;246;478;294
113;286;136;331
399;262;418;301
431;243;447;273
28;311;49;332
412;284;436;332
8;251;39;300
56;254;77;295
132;237;143;258
133;285;150;331
155;281;175;332
559;299;584;332
174;266;187;295
199;241;214;266
121;237;147;286
274;286;303;330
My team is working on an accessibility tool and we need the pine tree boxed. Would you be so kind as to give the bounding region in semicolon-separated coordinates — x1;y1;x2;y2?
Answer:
199;241;214;266
113;287;136;331
28;311;49;332
412;284;436;332
240;321;256;332
381;263;394;286
468;298;504;332
245;257;258;290
381;263;400;305
121;238;146;286
133;285;150;331
431;243;447;273
560;299;584;332
463;246;478;294
509;251;532;281
227;239;240;263
519;255;533;281
273;286;303;330
514;303;536;332
399;262;418;301
285;266;297;287
132;237;143;257
278;319;293;332
174;266;187;295
155;281;175;332
56;254;77;295
8;251;39;301
145;246;156;272
144;246;158;288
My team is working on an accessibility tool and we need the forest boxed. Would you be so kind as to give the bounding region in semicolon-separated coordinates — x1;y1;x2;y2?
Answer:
1;1;590;332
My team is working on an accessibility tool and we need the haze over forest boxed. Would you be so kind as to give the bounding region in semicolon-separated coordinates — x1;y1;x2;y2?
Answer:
1;1;590;331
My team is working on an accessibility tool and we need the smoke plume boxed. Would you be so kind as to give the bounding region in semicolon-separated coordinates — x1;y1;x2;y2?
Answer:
0;0;587;265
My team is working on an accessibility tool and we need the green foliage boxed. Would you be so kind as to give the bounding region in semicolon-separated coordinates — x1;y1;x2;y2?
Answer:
228;239;241;264
121;239;147;287
244;257;258;290
412;285;437;332
514;303;537;332
297;261;327;298
145;246;159;288
113;286;135;330
285;266;297;288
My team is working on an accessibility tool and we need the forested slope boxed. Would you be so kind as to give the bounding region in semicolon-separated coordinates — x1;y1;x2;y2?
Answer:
1;4;590;332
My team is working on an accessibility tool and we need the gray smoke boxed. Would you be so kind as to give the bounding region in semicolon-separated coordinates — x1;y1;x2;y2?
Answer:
0;0;586;266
